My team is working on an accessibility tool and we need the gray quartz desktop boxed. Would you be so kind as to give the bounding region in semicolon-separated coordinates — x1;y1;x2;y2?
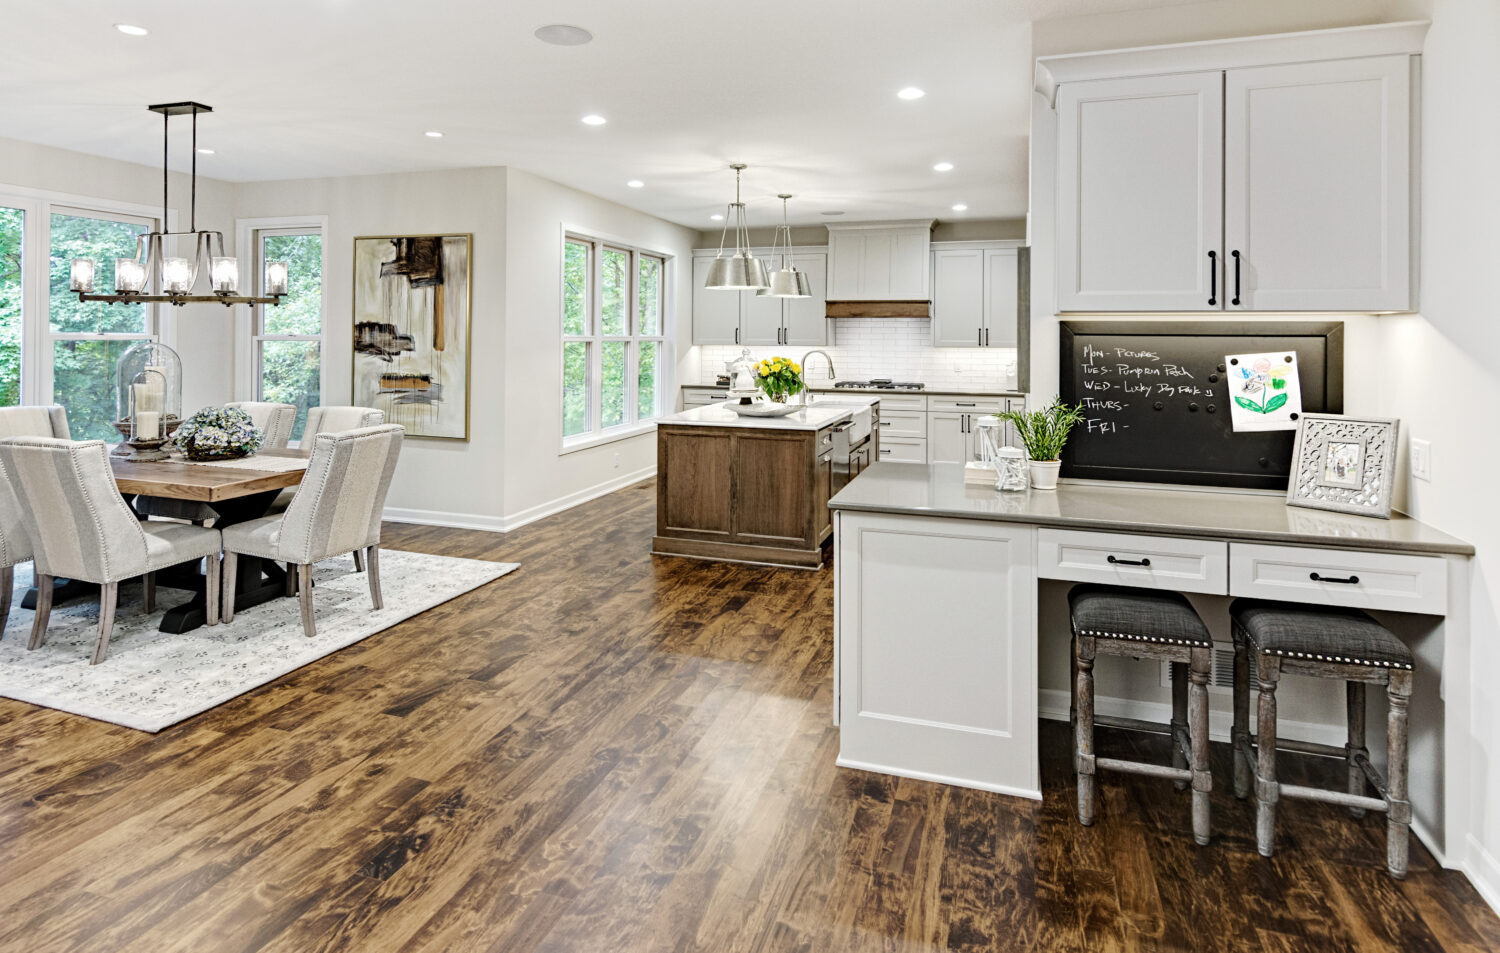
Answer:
828;463;1474;556
682;384;1024;398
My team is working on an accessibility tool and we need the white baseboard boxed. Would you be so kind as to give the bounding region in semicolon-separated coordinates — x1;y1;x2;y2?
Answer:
1466;835;1500;917
1038;688;1347;747
382;466;657;535
835;756;1042;801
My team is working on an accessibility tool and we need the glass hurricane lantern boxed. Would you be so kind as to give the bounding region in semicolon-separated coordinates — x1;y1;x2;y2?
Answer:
113;341;184;461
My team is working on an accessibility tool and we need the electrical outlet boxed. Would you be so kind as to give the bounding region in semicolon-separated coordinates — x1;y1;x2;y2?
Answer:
1411;438;1432;482
613;451;621;469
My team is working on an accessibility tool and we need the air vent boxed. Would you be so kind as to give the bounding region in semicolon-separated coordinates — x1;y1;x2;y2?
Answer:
1161;645;1256;695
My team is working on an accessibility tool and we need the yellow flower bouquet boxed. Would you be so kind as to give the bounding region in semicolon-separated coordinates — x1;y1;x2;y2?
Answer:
754;356;804;403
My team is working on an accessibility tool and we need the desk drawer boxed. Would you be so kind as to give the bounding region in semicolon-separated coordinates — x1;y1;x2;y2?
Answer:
1229;543;1448;615
1038;529;1228;595
876;409;926;438
876;436;926;463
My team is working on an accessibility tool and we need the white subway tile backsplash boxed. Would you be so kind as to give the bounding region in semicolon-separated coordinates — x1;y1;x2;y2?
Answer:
694;318;1017;390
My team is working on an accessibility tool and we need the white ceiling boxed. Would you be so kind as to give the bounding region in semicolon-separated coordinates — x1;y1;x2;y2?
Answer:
0;0;1178;228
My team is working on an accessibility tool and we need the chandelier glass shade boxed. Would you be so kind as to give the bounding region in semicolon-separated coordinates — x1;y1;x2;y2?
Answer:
703;164;769;291
757;194;812;298
67;102;287;308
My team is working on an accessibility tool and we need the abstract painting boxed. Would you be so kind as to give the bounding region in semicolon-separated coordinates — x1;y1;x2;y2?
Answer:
352;234;472;440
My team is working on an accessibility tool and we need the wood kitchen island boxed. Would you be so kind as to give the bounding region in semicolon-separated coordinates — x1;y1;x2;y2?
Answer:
652;400;877;569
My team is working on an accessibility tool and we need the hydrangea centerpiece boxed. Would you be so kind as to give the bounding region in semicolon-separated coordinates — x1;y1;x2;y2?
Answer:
170;406;264;461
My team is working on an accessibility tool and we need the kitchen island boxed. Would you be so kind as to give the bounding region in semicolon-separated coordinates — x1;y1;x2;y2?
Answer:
652;400;877;569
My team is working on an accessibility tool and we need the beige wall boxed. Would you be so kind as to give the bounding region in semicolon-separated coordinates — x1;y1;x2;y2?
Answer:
690;217;1026;250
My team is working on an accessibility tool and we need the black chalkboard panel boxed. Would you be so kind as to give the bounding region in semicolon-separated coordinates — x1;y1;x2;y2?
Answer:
1059;321;1344;490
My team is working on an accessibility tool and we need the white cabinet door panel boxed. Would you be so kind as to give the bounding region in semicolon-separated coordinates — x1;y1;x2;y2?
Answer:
928;412;970;464
932;249;985;347
691;257;742;345
837;512;1038;797
741;288;784;346
876;436;926;463
983;248;1019;348
892;231;930;299
1224;56;1411;311
782;253;829;346
828;233;863;299
1056;71;1224;312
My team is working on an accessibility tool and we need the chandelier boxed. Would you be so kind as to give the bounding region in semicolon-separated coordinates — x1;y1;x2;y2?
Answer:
68;102;287;308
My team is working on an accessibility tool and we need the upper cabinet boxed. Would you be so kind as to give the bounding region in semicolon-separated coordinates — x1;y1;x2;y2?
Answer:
931;244;1027;348
1046;22;1423;313
826;222;935;300
691;251;828;347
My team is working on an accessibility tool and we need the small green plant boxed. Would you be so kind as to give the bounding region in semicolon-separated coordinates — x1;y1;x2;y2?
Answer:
997;398;1085;462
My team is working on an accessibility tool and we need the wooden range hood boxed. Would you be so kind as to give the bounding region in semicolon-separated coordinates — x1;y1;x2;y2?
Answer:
823;299;931;319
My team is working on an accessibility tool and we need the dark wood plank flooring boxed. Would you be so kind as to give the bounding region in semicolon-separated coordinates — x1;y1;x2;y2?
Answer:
0;479;1496;952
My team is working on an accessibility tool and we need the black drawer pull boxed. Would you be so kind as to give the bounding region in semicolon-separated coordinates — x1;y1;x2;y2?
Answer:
1207;250;1217;306
1107;555;1151;568
1310;572;1359;584
1231;249;1242;306
880;448;892;454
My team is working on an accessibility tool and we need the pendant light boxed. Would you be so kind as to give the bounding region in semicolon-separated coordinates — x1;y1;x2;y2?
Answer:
703;164;769;291
758;194;812;298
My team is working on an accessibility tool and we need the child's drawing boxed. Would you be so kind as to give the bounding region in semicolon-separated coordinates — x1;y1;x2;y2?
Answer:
1226;351;1303;432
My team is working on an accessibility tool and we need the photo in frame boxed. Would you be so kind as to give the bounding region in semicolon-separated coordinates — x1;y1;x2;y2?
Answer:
352;234;472;440
1286;413;1399;519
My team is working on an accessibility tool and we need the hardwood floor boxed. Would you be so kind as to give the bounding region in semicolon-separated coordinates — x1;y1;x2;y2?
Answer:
0;478;1496;952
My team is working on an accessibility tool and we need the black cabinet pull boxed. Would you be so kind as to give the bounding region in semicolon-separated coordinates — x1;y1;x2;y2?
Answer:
977;328;982;347
1107;555;1151;567
1231;250;1242;306
734;327;739;344
1310;572;1359;584
984;327;990;346
880;448;892;455
1208;250;1217;306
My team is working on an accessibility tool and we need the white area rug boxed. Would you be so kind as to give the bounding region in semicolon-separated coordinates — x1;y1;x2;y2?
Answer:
0;551;518;732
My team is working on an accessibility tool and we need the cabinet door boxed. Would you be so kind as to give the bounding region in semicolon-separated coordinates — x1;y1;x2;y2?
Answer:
741;288;785;346
928;412;970;464
983;248;1019;348
827;231;864;299
1224;56;1411;311
891;230;930;299
692;257;743;345
781;253;829;346
932;249;985;347
1056;71;1224;312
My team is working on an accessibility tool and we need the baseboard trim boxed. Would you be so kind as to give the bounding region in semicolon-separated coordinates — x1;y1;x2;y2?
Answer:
382;466;657;534
381;506;509;534
1466;835;1500;917
835;756;1042;801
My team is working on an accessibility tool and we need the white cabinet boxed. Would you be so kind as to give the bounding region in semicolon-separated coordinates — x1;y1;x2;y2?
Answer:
1056;70;1224;312
931;245;1023;348
835;510;1038;797
1223;56;1411;312
691;252;828;346
1054;53;1415;313
826;222;934;300
928;412;971;465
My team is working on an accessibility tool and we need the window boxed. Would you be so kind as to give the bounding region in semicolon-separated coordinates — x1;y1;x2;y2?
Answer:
561;234;669;446
248;225;323;441
0;205;22;408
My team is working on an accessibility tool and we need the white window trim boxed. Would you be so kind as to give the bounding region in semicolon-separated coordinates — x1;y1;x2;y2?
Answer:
560;225;672;453
0;183;174;407
233;215;329;404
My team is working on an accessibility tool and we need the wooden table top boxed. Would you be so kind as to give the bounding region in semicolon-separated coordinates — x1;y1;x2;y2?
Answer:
111;449;312;503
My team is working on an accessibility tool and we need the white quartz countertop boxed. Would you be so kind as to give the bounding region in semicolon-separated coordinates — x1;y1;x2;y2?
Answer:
661;403;855;431
682;383;1022;397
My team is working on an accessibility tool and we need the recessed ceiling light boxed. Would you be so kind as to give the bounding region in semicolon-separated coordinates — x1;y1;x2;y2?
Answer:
897;87;926;101
425;131;444;138
534;24;594;46
114;23;149;36
710;214;724;221
626;180;644;188
951;203;968;212
581;114;607;126
196;148;214;155
933;161;953;172
820;211;845;216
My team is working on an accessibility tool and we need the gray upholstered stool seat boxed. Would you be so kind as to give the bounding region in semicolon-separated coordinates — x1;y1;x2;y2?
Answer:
1230;598;1413;879
1069;584;1214;845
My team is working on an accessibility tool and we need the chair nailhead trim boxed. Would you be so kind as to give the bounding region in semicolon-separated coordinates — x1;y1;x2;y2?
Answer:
1232;622;1413;670
1079;628;1211;648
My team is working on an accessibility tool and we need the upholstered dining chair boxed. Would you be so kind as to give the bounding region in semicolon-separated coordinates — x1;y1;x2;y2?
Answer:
269;406;386;527
0;456;32;632
0;404;70;439
224;401;297;449
221;424;403;637
0;437;223;664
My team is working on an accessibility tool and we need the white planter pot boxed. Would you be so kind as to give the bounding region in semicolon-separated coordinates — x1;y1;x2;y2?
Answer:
1029;459;1062;490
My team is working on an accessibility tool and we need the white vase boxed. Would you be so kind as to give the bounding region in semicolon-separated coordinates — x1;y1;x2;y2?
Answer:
1029;459;1062;490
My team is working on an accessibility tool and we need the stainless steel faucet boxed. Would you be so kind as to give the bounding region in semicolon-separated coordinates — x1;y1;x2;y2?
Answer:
799;351;836;405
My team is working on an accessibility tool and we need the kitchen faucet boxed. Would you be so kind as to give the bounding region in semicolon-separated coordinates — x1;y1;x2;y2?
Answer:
799;350;836;404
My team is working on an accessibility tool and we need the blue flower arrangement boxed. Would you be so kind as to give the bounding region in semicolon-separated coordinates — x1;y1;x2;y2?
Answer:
170;406;264;461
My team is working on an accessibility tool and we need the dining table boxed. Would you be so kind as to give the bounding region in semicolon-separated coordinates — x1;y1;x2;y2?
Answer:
21;448;312;633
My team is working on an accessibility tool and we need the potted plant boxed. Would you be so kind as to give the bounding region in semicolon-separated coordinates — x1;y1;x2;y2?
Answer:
754;356;804;403
997;398;1084;490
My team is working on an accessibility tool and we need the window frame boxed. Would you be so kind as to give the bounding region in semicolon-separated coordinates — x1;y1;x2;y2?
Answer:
560;229;671;453
234;216;329;419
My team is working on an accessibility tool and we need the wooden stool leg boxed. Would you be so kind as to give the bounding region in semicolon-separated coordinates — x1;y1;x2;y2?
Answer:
90;581;118;665
1386;670;1412;879
1171;660;1189;792
1075;633;1097;827
1255;654;1281;857
1189;645;1212;846
0;565;12;632
1346;681;1369;818
28;574;54;650
1232;636;1252;800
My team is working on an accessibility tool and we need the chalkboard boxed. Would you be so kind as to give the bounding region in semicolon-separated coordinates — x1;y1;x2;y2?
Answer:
1059;321;1344;490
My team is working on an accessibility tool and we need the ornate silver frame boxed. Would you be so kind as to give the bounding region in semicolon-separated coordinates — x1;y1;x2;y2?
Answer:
1286;413;1399;519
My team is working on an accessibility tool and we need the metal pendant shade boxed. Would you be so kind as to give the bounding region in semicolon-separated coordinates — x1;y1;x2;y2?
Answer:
757;194;813;298
704;164;769;291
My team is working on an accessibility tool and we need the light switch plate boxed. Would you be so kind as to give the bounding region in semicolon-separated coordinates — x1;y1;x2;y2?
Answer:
1411;438;1432;482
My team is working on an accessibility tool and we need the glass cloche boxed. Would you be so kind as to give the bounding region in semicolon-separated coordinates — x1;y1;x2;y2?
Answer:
114;341;183;458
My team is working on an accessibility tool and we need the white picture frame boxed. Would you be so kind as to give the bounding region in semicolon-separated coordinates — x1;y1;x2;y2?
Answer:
1286;413;1399;519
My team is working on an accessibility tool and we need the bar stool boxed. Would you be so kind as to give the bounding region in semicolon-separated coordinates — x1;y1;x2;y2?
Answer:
1070;584;1214;845
1229;598;1413;879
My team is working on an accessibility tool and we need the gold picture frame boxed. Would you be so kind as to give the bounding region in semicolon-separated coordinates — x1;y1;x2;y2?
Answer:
351;233;473;441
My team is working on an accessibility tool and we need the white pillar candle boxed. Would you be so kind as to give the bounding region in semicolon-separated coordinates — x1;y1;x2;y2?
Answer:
136;410;160;440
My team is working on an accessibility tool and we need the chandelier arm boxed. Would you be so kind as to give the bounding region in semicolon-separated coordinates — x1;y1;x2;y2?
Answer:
716;205;733;257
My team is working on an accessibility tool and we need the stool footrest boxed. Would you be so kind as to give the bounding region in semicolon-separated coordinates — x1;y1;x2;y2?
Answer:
1279;782;1388;814
1097;757;1192;783
1353;751;1388;798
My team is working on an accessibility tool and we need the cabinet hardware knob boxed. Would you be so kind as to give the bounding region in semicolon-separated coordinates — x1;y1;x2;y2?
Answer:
1310;572;1359;584
1208;250;1218;306
1107;555;1151;567
1231;250;1242;306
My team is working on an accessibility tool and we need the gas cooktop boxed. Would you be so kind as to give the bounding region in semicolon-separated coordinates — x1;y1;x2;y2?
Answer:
833;379;926;391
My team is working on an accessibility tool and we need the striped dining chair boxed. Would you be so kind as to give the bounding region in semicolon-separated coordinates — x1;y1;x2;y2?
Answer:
221;424;403;637
224;402;298;449
0;456;31;632
0;437;224;663
0;405;70;439
270;407;385;531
